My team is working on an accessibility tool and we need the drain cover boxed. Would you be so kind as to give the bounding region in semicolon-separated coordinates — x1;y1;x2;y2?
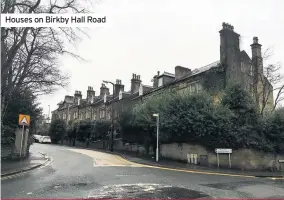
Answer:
88;183;209;199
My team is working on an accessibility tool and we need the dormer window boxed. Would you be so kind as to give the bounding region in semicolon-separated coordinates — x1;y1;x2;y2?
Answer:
91;95;94;104
119;91;123;100
104;94;107;103
139;84;143;96
158;77;163;87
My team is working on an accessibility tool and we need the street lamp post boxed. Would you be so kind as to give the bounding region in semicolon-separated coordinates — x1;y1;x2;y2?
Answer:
48;105;50;123
153;113;159;162
103;80;115;152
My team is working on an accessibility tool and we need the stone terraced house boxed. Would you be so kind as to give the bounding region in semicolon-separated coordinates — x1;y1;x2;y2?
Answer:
52;23;274;126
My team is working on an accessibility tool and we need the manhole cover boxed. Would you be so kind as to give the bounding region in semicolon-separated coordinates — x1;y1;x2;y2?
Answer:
88;183;210;199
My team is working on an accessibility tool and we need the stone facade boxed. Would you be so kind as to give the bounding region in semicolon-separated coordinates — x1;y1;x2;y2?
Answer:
52;23;274;125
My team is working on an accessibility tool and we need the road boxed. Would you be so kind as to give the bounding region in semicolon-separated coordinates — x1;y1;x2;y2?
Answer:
2;143;284;198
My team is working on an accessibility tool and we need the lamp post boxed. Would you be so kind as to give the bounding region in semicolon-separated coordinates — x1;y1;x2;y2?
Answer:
48;105;50;123
103;80;115;152
153;113;159;162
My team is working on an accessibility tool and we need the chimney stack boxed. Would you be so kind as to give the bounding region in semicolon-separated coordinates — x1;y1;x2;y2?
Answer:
152;71;160;88
131;73;142;94
100;83;110;97
219;22;241;86
175;66;192;80
114;79;124;97
251;36;263;77
87;86;95;103
74;90;82;105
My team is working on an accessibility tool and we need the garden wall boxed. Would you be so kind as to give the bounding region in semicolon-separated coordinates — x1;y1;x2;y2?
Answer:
160;143;284;171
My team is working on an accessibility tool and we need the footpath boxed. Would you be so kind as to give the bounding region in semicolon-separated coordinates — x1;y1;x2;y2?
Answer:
90;148;284;179
1;152;49;177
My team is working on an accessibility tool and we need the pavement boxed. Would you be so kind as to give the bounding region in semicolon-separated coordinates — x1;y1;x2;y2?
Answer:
2;143;284;198
104;150;284;178
1;147;49;177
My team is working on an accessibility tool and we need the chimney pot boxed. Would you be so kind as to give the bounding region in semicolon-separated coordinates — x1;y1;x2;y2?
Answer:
253;36;259;44
157;71;160;76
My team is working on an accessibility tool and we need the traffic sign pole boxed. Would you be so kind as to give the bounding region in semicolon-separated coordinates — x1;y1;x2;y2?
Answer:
19;125;24;158
215;148;232;168
217;153;219;168
229;153;231;168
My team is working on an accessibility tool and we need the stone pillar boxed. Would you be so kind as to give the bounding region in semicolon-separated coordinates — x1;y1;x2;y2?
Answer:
22;128;29;157
14;127;29;158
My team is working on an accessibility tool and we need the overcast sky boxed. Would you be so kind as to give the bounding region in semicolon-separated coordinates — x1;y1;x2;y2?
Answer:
39;0;284;117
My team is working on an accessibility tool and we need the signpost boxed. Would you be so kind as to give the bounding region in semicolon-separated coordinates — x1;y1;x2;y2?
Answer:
215;148;232;168
18;114;30;157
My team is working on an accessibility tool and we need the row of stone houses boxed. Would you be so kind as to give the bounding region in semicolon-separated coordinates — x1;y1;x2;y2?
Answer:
51;22;274;125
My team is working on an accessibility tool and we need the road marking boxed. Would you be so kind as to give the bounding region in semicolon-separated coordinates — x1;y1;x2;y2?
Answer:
140;164;257;178
67;149;283;179
93;164;142;167
113;155;258;178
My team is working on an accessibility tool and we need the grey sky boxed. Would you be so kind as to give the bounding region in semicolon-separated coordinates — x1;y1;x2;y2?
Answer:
40;0;284;116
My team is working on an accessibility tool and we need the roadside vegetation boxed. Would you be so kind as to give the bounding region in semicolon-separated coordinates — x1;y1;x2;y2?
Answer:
49;83;284;157
119;84;284;155
49;119;112;146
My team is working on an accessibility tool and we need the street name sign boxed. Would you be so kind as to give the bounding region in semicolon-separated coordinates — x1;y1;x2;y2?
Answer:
215;148;232;154
279;160;284;163
19;114;30;126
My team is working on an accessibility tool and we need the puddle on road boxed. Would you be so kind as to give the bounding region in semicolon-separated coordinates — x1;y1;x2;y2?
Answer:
88;183;210;199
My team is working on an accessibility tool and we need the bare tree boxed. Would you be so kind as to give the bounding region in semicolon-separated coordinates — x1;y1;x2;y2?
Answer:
1;0;91;121
257;49;284;115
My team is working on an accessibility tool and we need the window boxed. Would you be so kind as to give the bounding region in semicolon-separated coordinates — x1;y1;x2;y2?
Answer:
196;83;202;93
107;109;111;119
250;65;253;76
100;110;105;119
187;82;202;94
189;84;197;93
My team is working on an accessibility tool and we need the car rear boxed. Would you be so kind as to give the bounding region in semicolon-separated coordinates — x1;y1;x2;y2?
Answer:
42;136;51;144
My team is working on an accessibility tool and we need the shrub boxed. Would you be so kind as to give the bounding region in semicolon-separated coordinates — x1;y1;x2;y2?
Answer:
118;86;284;154
49;119;66;143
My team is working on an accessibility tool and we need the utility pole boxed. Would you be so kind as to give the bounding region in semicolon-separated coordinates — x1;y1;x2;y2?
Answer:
103;80;115;152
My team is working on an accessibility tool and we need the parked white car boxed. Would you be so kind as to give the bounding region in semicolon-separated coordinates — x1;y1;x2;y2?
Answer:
33;134;42;143
39;136;51;144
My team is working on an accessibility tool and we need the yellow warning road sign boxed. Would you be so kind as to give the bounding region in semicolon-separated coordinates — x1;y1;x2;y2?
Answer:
19;114;30;126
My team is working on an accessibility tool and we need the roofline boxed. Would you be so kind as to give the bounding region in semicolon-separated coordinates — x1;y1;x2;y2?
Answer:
135;61;220;99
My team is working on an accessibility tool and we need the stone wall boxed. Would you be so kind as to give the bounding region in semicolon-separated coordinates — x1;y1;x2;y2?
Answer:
160;143;284;171
61;138;284;171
